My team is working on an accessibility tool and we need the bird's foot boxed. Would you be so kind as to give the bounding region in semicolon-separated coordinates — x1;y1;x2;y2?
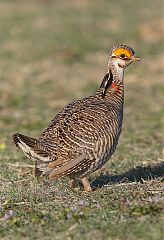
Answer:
69;179;80;192
81;177;92;192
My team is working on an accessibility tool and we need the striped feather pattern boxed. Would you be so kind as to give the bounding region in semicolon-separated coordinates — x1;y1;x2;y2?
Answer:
12;68;124;179
12;44;139;182
37;65;124;178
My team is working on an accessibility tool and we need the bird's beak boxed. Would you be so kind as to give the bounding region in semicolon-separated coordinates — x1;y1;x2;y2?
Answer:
132;56;141;62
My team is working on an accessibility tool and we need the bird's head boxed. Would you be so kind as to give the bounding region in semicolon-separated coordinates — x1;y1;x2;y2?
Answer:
108;44;141;80
110;44;141;69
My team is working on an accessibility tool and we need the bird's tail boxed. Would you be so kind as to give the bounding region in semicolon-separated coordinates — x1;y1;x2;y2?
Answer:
12;133;52;176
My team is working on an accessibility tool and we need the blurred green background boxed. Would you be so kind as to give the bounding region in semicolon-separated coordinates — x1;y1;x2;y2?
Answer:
0;0;163;239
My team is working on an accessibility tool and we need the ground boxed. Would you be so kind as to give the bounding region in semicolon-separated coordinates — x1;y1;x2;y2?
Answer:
0;0;163;239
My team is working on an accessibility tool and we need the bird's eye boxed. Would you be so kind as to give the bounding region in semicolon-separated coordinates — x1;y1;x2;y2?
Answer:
120;54;126;58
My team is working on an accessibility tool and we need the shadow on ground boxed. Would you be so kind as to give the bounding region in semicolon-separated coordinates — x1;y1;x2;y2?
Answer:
92;162;164;189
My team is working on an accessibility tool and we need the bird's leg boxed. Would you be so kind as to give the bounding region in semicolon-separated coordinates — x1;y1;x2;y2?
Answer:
81;176;92;192
35;164;42;182
69;179;79;192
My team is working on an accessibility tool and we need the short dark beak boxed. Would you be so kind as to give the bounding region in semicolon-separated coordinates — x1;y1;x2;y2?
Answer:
132;56;141;62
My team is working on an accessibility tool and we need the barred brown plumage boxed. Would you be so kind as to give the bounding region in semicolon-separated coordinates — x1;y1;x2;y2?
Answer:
12;44;140;191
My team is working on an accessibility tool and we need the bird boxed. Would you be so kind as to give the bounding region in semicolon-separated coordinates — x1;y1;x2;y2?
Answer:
12;44;140;192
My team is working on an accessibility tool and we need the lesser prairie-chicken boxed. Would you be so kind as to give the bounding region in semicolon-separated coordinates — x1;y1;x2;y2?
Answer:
13;44;140;191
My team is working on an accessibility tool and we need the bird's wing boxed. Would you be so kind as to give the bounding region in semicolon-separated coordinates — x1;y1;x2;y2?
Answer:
48;153;87;179
39;100;116;178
